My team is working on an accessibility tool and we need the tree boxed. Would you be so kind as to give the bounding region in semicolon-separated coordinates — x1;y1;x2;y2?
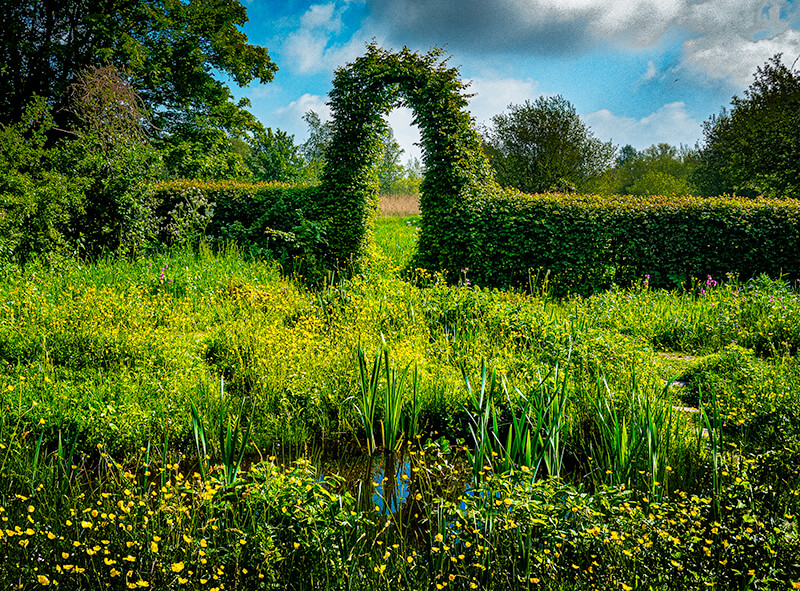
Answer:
0;0;277;140
693;54;800;198
484;96;616;193
377;127;405;194
245;128;305;183
57;65;163;255
588;143;697;196
300;111;333;183
0;97;83;263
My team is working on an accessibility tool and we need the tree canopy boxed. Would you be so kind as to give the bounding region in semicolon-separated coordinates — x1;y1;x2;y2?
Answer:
693;54;800;198
588;143;697;196
483;96;615;194
0;0;277;137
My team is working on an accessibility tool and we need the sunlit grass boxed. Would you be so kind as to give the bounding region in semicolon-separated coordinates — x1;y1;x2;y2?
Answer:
1;239;800;589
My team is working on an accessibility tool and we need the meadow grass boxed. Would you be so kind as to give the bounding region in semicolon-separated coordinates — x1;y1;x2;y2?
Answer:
373;215;420;268
379;193;421;217
1;225;800;589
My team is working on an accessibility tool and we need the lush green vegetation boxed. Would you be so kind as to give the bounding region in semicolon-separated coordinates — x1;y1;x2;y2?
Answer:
1;220;800;589
483;96;616;194
462;191;800;293
2;17;800;589
693;55;800;199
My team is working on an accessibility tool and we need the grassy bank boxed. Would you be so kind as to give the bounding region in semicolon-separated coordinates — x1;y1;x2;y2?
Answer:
1;220;799;589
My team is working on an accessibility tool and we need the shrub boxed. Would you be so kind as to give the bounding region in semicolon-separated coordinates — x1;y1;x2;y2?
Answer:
0;97;84;263
148;180;329;276
460;191;800;294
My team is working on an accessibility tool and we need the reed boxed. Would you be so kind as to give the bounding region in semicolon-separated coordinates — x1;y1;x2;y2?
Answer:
190;377;252;485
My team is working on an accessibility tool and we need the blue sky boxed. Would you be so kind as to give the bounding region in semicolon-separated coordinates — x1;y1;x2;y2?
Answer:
232;0;800;163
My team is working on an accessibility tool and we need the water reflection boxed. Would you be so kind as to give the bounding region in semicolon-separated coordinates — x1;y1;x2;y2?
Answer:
268;440;466;518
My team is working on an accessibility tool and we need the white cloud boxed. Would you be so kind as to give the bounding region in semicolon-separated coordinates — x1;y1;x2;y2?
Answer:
283;2;371;74
275;93;332;121
366;0;799;88
300;3;344;32
591;0;684;47
642;60;658;82
673;0;800;88
265;94;333;145
680;28;800;88
284;29;332;73
366;0;687;54
582;102;703;149
466;77;541;126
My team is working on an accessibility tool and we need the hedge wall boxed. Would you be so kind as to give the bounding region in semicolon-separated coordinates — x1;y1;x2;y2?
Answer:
462;191;800;293
147;182;800;295
148;180;328;273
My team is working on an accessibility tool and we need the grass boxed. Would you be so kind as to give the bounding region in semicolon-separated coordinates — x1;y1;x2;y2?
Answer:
379;193;421;217
1;221;800;589
373;215;420;268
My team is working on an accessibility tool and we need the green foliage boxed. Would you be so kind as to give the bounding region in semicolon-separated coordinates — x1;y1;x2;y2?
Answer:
0;97;83;263
300;111;333;184
627;170;693;196
159;124;250;181
54;132;163;257
694;54;800;198
1;246;800;589
678;344;800;450
462;191;800;293
355;342;419;453
377;127;406;194
52;67;164;256
462;362;568;481
0;0;276;140
320;43;496;274
373;216;419;268
589;143;698;196
149;180;329;275
484;96;616;194
245;128;306;183
189;378;252;485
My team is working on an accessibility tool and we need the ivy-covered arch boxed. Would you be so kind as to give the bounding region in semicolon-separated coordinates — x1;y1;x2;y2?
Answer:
318;44;498;272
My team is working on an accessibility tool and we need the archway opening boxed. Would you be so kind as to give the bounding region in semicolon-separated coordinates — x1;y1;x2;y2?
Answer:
379;106;422;218
317;44;497;274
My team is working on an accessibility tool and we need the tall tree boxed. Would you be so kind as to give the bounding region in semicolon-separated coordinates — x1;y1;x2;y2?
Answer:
300;110;332;183
0;0;277;137
588;143;697;196
377;127;405;194
245;128;305;183
693;54;800;198
484;96;616;193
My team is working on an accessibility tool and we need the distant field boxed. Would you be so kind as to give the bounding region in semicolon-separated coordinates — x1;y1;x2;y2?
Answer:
379;192;420;217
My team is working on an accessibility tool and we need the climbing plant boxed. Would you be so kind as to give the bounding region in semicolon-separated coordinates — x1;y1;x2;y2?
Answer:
318;44;498;273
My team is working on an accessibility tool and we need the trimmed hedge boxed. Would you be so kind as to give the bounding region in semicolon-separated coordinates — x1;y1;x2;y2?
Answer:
149;181;800;295
148;180;329;273
461;190;800;293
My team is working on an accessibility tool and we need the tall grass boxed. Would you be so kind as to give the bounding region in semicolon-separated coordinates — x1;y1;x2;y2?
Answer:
462;360;568;481
1;235;800;588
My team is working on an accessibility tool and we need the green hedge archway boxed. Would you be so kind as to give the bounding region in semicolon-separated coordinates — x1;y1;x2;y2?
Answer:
318;44;498;273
